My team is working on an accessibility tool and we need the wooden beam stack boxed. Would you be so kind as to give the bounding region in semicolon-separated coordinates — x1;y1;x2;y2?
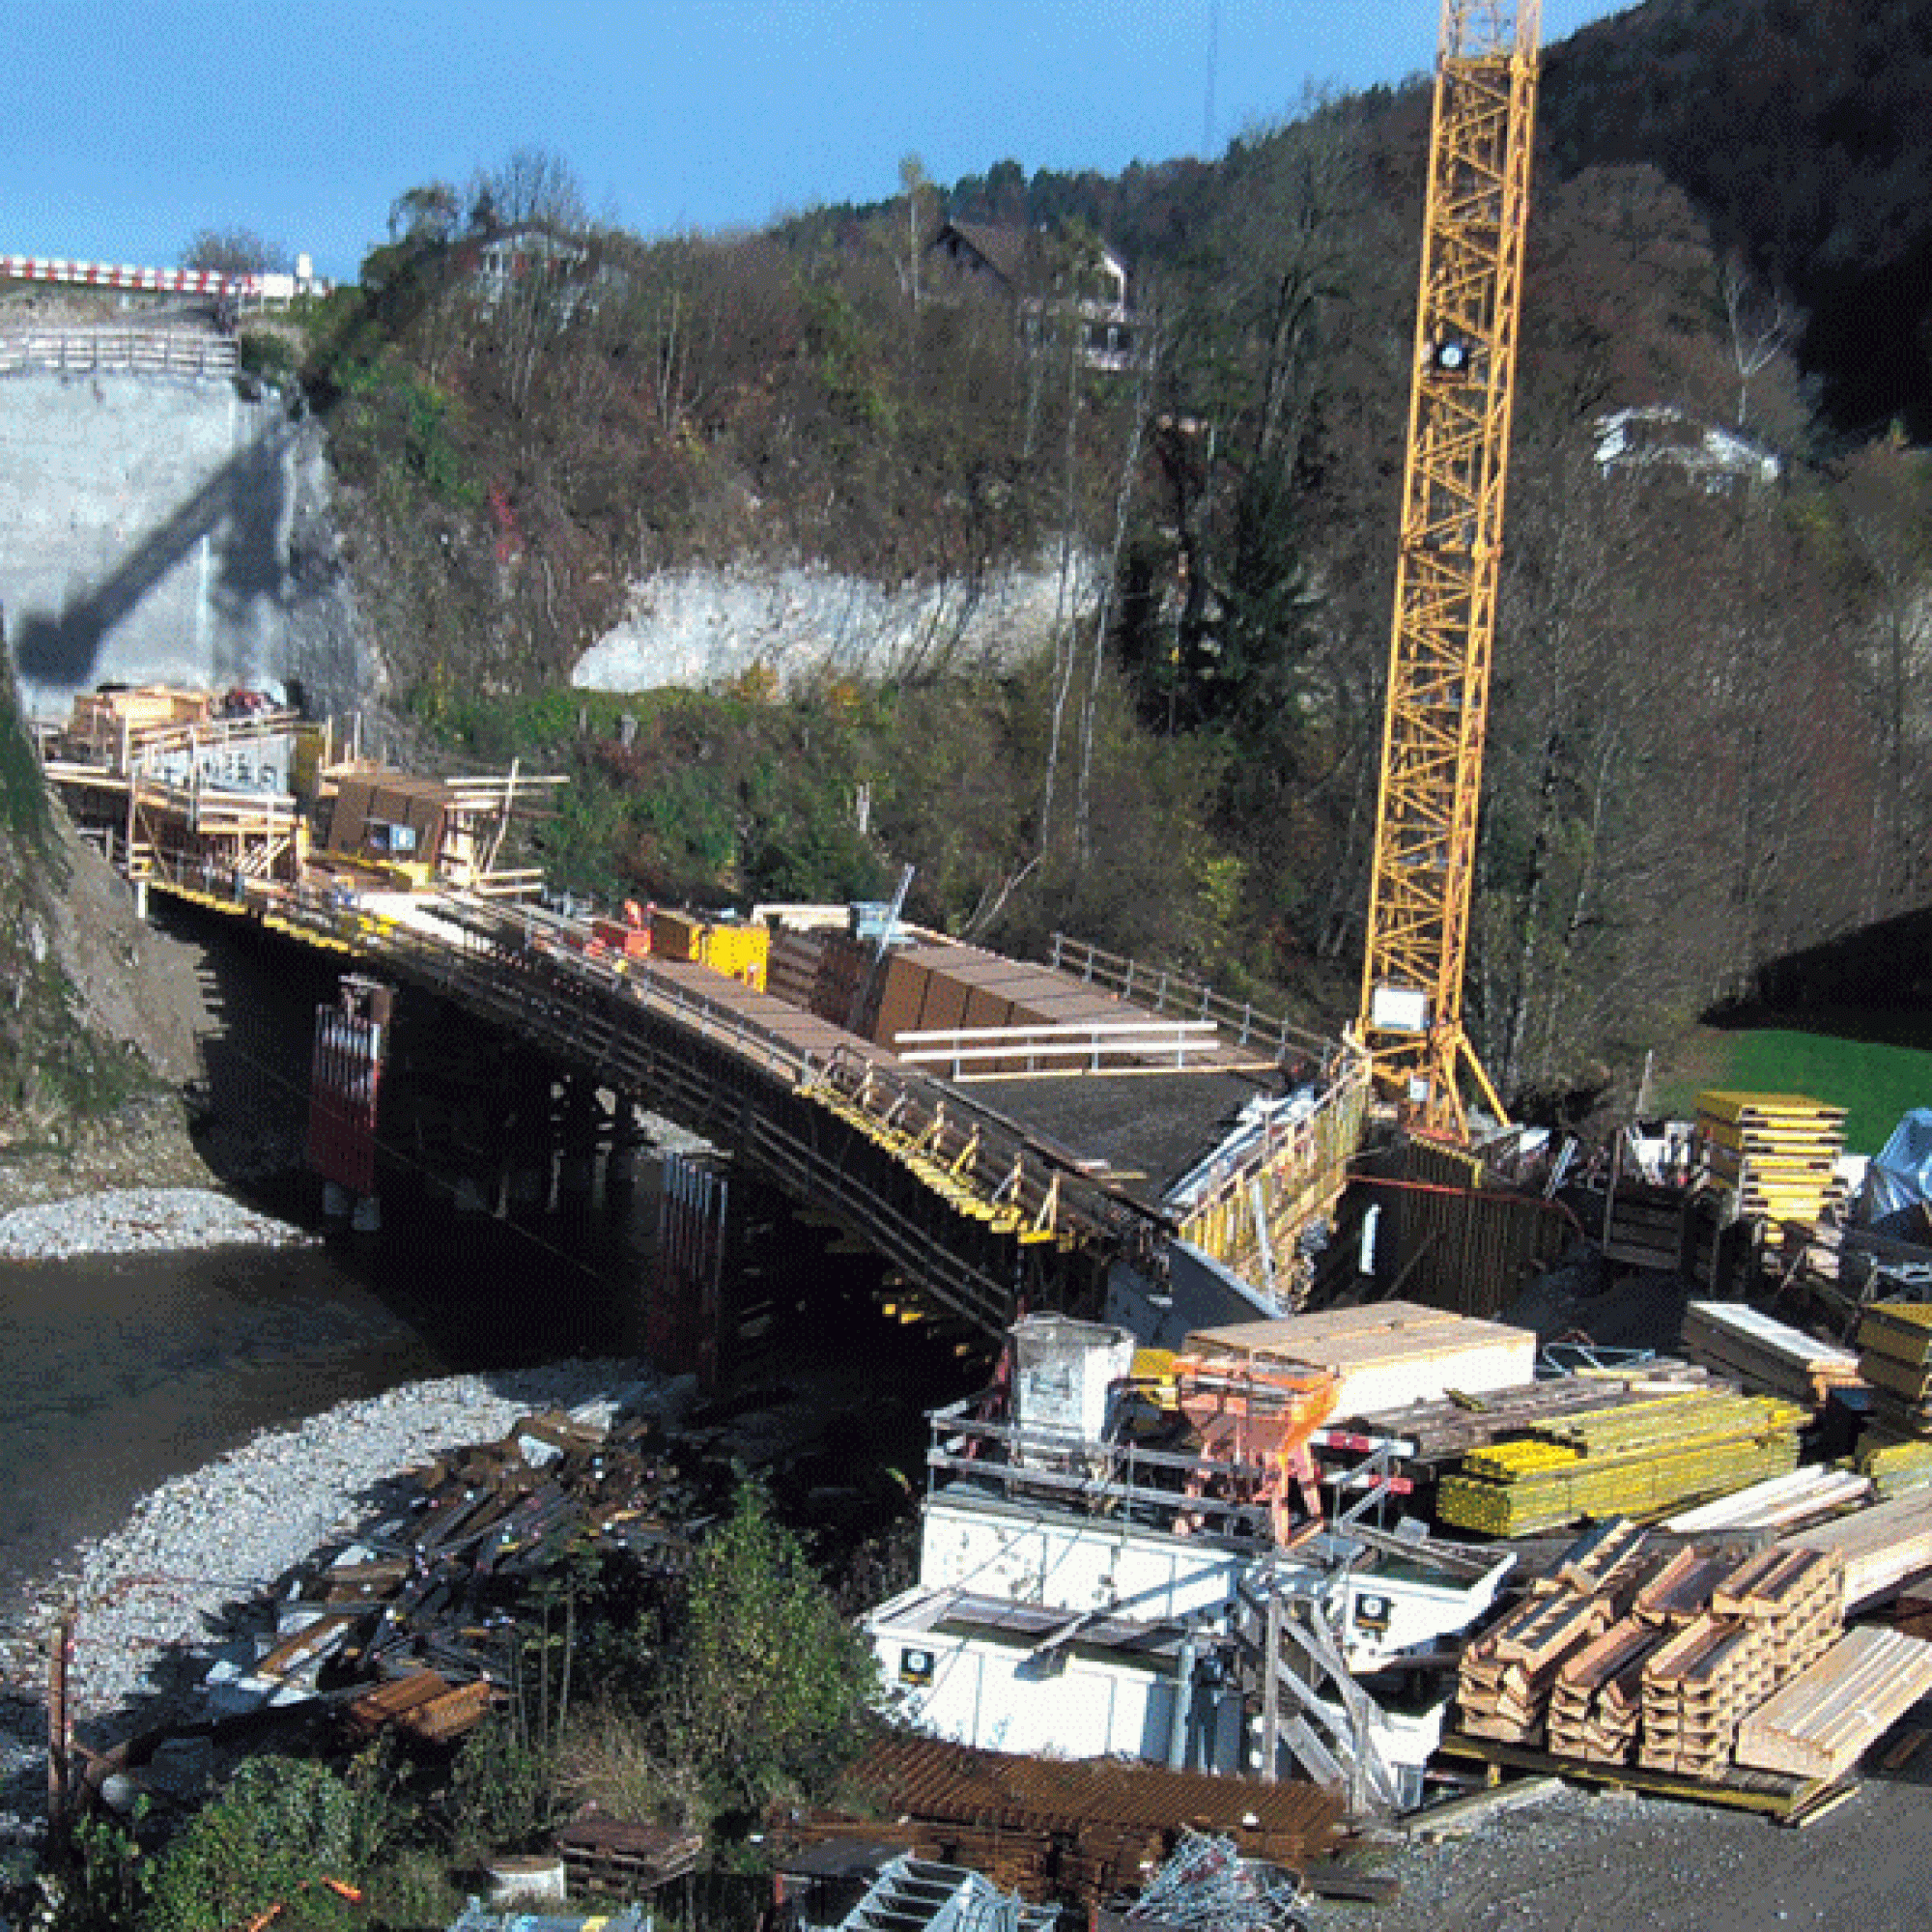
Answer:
1546;1618;1663;1764
1458;1522;1850;1782
1458;1588;1612;1746
1638;1615;1772;1778
1436;1390;1805;1537
1735;1626;1932;1781
1680;1301;1862;1408
1694;1092;1847;1227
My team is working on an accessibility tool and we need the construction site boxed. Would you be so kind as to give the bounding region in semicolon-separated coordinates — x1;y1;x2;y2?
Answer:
14;5;1932;1930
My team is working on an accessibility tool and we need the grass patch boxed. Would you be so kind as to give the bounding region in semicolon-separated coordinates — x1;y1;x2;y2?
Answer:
1656;1025;1932;1153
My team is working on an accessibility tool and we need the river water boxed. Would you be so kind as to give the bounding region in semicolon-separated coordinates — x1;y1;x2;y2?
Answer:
0;1200;651;1612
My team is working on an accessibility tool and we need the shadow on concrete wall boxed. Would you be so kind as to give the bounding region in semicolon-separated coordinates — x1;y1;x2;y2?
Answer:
12;425;291;694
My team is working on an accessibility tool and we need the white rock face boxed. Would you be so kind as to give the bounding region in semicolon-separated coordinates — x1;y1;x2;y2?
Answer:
572;553;1100;693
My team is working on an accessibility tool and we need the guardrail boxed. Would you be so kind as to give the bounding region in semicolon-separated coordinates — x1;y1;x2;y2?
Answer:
1047;932;1338;1066
0;330;240;377
1166;1052;1373;1305
895;1018;1225;1079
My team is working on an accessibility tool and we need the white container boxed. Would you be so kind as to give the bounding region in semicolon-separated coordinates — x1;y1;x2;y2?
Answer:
1010;1315;1136;1462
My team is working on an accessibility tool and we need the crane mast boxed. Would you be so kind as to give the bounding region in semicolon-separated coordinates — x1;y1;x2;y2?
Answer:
1356;0;1541;1142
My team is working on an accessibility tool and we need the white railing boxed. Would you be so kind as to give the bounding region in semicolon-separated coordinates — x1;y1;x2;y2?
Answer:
0;330;239;377
895;1018;1224;1079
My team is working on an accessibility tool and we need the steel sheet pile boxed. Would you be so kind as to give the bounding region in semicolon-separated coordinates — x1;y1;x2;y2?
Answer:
1435;1388;1805;1536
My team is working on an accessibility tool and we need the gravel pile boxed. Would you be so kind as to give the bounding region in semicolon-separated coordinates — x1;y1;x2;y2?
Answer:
0;1357;655;1848
0;1187;312;1262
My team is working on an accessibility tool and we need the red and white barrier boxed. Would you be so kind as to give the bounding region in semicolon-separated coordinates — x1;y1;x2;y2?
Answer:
0;254;329;301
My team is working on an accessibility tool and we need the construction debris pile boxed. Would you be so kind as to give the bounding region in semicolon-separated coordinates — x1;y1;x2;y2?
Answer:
261;1409;695;1747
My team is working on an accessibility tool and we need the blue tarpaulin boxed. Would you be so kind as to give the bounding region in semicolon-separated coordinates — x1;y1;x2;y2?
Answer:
1864;1109;1932;1230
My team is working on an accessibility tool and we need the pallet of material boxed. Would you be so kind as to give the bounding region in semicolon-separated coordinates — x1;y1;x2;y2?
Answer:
1184;1301;1538;1422
1346;1360;1721;1465
1680;1302;1862;1407
1436;1390;1805;1537
1786;1485;1932;1607
1663;1464;1872;1535
1734;1626;1932;1780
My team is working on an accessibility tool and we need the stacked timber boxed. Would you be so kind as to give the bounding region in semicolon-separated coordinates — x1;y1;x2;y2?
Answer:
1734;1626;1932;1781
1710;1547;1845;1679
1346;1359;1720;1467
1546;1618;1662;1764
1786;1484;1932;1608
1637;1615;1772;1777
1458;1519;1645;1745
1457;1589;1613;1746
1458;1522;1851;1782
1662;1465;1871;1535
1695;1091;1847;1227
1679;1301;1862;1408
1435;1390;1805;1537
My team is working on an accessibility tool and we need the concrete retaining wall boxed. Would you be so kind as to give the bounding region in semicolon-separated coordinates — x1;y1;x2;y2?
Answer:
0;366;369;721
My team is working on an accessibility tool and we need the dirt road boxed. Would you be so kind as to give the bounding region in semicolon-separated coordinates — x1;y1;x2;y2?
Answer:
1345;1751;1932;1932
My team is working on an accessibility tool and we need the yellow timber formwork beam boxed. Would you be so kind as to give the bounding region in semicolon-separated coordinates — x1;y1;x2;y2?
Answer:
1356;0;1539;1143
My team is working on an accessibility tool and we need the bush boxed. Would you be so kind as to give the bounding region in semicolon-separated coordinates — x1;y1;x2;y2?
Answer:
146;1755;395;1932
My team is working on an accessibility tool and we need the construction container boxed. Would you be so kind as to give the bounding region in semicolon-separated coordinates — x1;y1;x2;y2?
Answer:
650;907;704;961
1011;1315;1138;1461
1186;1301;1539;1422
698;921;769;991
649;908;769;989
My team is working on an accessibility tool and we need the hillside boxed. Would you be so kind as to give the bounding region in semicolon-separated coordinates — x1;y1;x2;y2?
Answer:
238;4;1932;1125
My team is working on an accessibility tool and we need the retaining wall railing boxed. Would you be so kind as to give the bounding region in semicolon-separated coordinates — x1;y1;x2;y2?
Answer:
0;330;240;377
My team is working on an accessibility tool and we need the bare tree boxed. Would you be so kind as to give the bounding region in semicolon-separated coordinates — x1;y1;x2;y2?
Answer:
1721;253;1800;431
181;226;288;276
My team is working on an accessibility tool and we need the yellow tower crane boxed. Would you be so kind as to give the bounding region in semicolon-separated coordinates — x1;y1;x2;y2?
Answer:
1355;0;1542;1143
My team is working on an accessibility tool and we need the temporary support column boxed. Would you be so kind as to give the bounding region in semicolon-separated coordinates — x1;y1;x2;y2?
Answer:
654;1150;729;1390
307;975;392;1233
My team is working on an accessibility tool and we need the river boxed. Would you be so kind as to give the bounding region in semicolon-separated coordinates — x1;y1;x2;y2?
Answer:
0;1199;651;1614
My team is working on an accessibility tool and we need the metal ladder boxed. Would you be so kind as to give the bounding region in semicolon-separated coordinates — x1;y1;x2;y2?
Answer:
837;1856;1057;1932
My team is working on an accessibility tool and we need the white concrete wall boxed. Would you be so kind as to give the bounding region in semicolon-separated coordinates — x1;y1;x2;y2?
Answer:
0;368;368;721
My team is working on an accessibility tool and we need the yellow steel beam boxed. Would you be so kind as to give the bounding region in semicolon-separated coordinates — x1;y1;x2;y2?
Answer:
1358;0;1539;1141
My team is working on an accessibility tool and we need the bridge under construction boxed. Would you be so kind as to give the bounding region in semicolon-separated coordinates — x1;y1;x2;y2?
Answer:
36;683;1420;1375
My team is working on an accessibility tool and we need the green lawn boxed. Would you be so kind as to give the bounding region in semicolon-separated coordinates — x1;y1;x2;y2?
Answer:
1656;1027;1932;1153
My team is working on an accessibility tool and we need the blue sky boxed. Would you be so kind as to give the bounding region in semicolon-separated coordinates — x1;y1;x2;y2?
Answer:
8;1;1629;282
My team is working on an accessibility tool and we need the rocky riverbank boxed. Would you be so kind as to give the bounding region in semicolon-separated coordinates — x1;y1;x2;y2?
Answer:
0;1185;312;1264
0;1358;656;1855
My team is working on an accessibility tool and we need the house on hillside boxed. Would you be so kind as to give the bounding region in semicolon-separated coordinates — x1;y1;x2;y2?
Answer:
465;224;628;317
927;219;1138;372
1592;405;1781;495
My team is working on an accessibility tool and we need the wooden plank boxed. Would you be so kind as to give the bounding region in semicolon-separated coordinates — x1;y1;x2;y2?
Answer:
1734;1627;1932;1780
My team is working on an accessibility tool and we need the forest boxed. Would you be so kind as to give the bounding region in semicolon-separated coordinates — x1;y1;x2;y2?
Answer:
279;0;1932;1123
